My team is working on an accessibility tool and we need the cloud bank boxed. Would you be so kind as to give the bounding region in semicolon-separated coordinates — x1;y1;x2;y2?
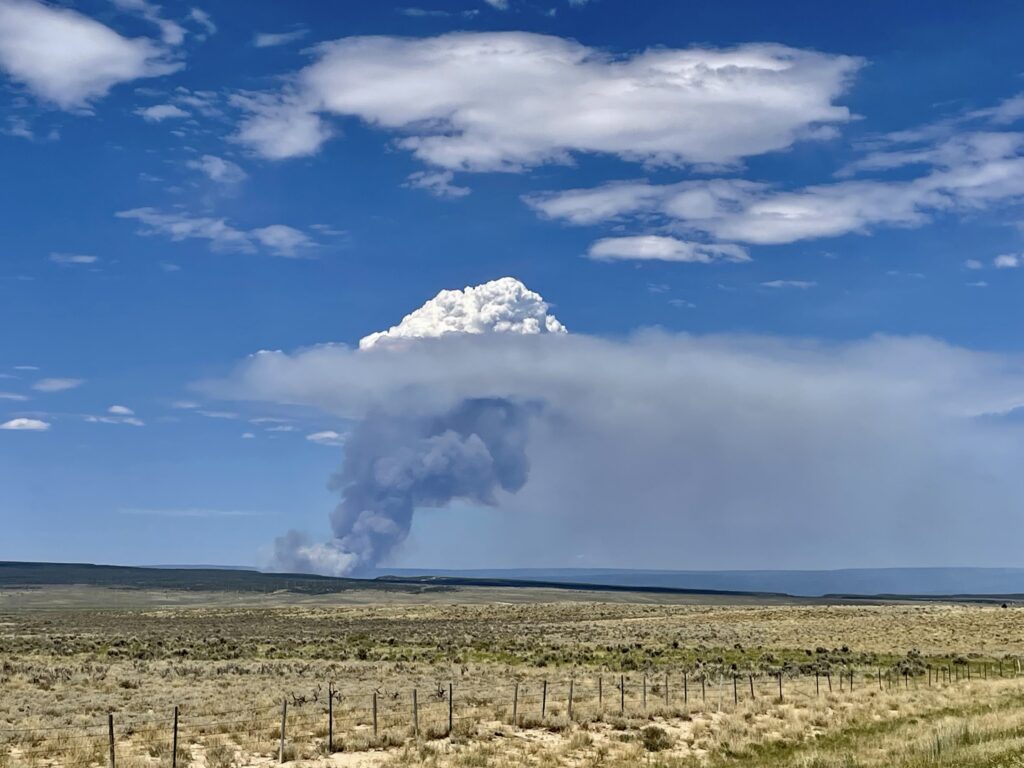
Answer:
214;279;1024;575
234;33;860;170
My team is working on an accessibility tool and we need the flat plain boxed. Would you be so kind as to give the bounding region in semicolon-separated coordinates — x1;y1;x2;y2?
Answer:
2;584;1023;767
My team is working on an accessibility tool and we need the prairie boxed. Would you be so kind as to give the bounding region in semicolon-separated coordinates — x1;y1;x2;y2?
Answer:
1;585;1022;767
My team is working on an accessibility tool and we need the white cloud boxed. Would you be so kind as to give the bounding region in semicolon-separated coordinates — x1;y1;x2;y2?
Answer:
994;254;1020;269
49;252;98;265
110;0;184;45
253;29;308;48
0;417;49;431
116;208;314;257
171;399;199;409
587;235;749;263
359;276;567;349
186;154;247;184
0;0;180;110
108;404;134;415
32;377;83;392
483;0;509;8
241;431;255;439
187;8;216;36
761;279;817;289
404;171;471;199
198;410;238;419
306;430;345;446
964;259;984;270
136;103;189;122
234;34;860;170
250;225;315;258
0;392;28;401
85;414;144;426
527;130;1024;245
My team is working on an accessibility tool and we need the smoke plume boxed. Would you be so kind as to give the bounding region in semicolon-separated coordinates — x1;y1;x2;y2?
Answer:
274;398;531;575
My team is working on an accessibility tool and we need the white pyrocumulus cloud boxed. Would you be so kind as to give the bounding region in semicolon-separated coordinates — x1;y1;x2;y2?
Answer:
359;277;566;350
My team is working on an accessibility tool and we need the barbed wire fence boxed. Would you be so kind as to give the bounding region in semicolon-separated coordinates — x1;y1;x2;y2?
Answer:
1;658;1020;766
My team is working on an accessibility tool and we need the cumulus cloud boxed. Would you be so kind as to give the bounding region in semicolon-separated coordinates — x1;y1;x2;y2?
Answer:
253;29;308;48
110;0;184;45
994;254;1020;269
116;208;314;257
0;0;180;110
306;430;345;446
209;278;1024;575
527;129;1024;246
404;171;470;199
136;103;188;122
587;235;749;263
108;405;134;415
32;377;83;392
359;277;566;350
233;34;859;170
186;154;247;184
0;417;49;431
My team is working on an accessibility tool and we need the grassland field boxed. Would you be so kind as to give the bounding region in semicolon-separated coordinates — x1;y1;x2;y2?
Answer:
2;584;1024;768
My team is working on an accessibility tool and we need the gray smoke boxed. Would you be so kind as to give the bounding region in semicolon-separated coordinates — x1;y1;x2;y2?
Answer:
274;397;531;575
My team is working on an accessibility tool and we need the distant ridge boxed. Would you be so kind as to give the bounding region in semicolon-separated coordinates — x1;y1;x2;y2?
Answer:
371;566;1024;598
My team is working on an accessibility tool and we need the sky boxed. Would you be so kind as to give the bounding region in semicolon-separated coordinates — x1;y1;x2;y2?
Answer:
2;0;1024;572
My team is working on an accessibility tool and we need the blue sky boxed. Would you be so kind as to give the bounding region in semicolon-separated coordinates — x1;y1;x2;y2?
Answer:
2;0;1024;571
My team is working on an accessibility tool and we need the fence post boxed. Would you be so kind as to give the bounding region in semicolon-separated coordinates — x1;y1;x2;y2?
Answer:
108;713;115;768
328;682;334;753
643;674;647;710
826;672;832;692
748;674;754;699
413;688;419;739
372;692;378;739
598;676;603;712
701;675;706;704
448;682;454;736
683;671;688;705
849;671;854;692
778;672;783;702
665;672;670;706
541;680;547;720
620;675;625;715
568;679;574;721
279;699;286;764
878;669;882;690
815;671;819;697
512;682;519;727
732;675;738;706
171;706;178;768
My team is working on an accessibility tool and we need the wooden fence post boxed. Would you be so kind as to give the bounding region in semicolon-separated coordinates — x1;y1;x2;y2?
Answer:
171;706;178;768
568;679;574;721
826;672;832;692
643;674;647;710
732;675;738;706
778;672;783;702
620;675;625;715
372;692;378;739
701;675;706;704
512;682;519;726
665;673;670;706
815;671;819;697
598;676;603;712
849;671;854;692
748;674;754;699
877;669;882;690
413;688;419;739
448;683;454;736
328;682;334;753
683;671;688;705
541;680;547;720
279;699;286;764
108;713;115;768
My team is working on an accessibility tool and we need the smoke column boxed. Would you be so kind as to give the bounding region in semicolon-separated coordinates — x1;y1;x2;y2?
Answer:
274;397;532;575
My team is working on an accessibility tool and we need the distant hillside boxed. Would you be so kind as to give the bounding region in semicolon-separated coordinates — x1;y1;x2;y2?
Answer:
373;566;1024;597
0;561;440;595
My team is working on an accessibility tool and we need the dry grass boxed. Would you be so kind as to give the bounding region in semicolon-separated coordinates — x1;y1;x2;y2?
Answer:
0;587;1022;766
